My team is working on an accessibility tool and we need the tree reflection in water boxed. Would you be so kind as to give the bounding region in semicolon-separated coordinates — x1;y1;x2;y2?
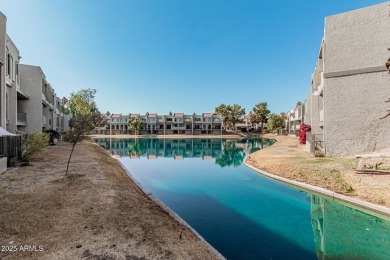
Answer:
128;141;142;157
215;141;246;168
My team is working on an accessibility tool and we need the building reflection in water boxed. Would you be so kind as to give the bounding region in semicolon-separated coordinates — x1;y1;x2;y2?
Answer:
310;194;390;260
94;137;274;168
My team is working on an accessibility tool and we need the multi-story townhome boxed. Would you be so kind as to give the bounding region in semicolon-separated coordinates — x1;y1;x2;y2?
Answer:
110;113;129;135
1;12;69;135
53;96;66;133
235;115;252;132
0;13;22;133
304;2;390;155
19;64;56;133
0;12;6;130
4;34;22;133
104;113;223;135
285;103;305;136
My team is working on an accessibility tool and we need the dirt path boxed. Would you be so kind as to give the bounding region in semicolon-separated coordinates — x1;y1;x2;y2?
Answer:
0;141;220;260
247;134;390;207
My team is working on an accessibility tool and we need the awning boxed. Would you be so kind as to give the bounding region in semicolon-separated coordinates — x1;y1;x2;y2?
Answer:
0;127;16;136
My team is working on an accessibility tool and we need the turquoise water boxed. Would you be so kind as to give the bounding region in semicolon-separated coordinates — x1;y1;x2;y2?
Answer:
96;138;390;259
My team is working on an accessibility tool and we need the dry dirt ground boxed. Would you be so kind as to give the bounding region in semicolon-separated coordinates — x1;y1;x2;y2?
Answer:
0;141;219;260
247;134;390;207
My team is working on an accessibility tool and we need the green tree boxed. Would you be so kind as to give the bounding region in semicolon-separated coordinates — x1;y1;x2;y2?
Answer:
251;102;270;130
63;88;105;175
215;103;230;128
128;117;143;135
215;103;245;130
228;104;245;129
267;113;286;131
105;111;111;116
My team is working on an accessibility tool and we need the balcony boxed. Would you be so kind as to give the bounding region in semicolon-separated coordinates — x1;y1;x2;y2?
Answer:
17;88;30;100
17;111;27;126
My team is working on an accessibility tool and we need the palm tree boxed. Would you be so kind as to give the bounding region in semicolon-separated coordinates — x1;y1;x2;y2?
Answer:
128;117;142;135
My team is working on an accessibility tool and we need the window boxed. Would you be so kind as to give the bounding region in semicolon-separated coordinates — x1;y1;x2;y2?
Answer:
49;119;52;126
7;53;10;76
167;118;172;122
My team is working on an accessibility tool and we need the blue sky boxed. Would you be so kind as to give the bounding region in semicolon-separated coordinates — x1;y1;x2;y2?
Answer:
1;0;387;115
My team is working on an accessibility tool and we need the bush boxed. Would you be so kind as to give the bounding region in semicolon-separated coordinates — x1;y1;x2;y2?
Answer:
314;150;325;157
22;130;50;161
298;123;311;144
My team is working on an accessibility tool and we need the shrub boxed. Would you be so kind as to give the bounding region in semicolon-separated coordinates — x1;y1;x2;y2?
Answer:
22;130;50;161
298;123;311;144
314;150;325;157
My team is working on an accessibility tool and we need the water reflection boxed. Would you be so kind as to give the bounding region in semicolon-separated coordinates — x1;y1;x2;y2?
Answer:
95;137;274;167
310;195;390;259
95;137;390;259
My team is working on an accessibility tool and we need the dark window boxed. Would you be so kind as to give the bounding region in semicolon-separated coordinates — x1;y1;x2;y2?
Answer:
7;54;10;75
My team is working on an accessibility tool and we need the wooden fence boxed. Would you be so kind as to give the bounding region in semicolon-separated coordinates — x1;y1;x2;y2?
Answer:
0;135;22;167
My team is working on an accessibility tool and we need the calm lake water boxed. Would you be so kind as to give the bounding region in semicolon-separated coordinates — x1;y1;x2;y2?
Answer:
95;137;390;260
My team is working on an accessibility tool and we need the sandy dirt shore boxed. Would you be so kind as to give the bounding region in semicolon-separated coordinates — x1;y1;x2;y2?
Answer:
247;134;390;207
0;141;220;260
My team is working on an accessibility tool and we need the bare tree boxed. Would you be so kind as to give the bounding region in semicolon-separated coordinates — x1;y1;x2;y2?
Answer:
63;89;105;175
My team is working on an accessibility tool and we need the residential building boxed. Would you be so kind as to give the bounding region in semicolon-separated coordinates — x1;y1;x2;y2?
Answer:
305;2;390;155
285;103;305;136
19;64;58;133
0;12;7;129
4;35;20;133
97;113;223;135
110;113;128;135
0;12;69;135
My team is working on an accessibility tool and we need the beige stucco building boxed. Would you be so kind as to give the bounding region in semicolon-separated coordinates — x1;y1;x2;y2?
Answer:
19;64;67;134
0;11;68;135
285;103;305;136
0;12;7;130
97;113;223;135
305;2;390;156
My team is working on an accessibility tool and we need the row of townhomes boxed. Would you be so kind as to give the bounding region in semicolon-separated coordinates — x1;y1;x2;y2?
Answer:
95;113;223;135
285;102;305;136
303;2;390;155
0;12;69;135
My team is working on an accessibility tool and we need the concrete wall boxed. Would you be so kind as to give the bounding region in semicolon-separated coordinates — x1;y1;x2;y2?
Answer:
309;93;323;136
19;64;44;133
323;2;390;155
325;72;390;155
324;2;390;76
0;12;6;129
